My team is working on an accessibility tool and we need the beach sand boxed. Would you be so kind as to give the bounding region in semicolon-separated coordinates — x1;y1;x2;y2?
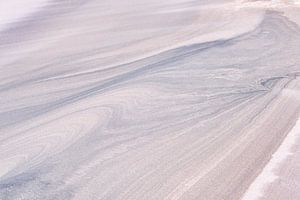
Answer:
0;1;300;200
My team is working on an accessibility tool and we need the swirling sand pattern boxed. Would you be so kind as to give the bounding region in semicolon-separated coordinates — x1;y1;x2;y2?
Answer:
0;1;300;200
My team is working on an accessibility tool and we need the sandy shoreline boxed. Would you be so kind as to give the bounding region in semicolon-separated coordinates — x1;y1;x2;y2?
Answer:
0;1;300;200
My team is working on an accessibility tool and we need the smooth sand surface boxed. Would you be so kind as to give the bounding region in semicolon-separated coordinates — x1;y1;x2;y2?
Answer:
260;135;300;200
0;0;49;32
0;0;300;200
242;111;300;200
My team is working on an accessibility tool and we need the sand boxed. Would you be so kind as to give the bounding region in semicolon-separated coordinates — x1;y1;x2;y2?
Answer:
0;0;300;200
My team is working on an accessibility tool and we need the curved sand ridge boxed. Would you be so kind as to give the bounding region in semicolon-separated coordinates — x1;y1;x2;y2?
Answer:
0;0;50;32
0;1;300;200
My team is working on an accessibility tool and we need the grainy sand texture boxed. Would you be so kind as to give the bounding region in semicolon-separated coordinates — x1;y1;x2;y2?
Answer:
0;0;300;200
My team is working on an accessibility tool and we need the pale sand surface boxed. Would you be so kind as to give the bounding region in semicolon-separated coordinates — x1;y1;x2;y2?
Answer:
0;1;300;200
0;0;49;32
260;136;300;200
242;113;300;200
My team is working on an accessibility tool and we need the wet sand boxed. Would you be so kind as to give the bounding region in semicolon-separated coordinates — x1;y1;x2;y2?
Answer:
0;1;300;200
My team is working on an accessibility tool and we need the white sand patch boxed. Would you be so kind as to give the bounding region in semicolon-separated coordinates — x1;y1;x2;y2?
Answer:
242;116;300;200
0;0;49;32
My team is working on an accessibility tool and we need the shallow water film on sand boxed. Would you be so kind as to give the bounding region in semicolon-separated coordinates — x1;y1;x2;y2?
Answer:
0;0;300;200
